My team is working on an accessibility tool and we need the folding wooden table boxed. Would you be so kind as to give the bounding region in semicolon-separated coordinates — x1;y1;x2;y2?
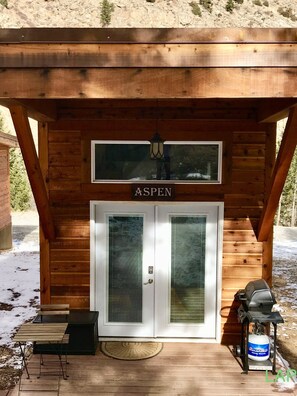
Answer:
14;322;68;380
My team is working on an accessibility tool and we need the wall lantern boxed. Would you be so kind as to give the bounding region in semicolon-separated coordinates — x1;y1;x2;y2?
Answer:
150;132;165;160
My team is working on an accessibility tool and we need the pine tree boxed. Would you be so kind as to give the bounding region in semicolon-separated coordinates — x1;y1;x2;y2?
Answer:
275;118;297;226
0;111;32;211
9;148;32;211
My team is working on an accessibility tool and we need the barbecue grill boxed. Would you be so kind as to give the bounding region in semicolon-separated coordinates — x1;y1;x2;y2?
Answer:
234;279;284;374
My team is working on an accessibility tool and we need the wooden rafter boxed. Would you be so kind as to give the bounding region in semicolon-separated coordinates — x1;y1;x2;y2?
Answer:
9;105;55;241
0;99;57;122
257;99;297;123
258;106;297;242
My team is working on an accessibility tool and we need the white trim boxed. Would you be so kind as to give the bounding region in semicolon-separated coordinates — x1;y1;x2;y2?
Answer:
215;202;224;343
90;202;96;311
91;140;223;184
99;337;219;343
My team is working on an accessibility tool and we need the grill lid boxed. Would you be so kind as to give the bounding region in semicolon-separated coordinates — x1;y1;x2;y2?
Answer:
235;279;276;313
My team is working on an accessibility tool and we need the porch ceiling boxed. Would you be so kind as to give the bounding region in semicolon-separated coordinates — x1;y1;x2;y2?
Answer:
0;98;296;124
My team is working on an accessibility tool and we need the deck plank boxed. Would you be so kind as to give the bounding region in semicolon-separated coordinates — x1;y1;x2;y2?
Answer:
8;343;297;396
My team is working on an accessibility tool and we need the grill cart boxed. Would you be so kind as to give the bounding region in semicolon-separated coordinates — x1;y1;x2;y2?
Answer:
234;279;284;374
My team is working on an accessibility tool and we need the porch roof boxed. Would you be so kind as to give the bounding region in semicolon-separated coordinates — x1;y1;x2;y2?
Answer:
0;131;18;148
0;28;297;242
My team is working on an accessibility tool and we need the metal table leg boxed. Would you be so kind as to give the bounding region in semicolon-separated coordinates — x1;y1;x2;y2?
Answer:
18;342;30;379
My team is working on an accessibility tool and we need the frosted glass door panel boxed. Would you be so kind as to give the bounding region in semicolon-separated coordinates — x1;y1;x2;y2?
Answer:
170;216;206;324
108;215;143;323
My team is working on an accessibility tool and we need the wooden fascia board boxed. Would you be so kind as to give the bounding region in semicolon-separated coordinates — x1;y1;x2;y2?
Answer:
1;43;297;68
0;28;297;43
9;105;55;240
0;131;18;148
0;99;57;122
258;106;297;242
1;68;297;99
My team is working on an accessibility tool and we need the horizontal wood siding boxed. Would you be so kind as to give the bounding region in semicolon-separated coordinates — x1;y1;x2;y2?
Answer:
47;128;89;308
221;126;273;343
45;110;273;342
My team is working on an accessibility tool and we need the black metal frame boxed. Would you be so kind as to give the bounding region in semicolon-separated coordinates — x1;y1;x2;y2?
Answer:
238;309;284;374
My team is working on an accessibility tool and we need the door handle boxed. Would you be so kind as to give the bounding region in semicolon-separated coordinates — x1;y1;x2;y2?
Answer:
143;279;153;285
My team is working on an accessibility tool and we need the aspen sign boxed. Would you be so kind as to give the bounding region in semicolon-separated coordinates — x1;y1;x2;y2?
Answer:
131;184;175;200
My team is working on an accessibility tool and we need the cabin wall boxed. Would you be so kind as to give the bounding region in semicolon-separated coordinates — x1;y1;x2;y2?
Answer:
0;145;12;250
41;115;276;343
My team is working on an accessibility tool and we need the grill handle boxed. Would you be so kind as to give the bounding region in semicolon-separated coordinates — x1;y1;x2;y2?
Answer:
234;290;247;301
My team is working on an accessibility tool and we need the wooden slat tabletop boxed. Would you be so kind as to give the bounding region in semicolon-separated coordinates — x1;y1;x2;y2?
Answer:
13;323;68;342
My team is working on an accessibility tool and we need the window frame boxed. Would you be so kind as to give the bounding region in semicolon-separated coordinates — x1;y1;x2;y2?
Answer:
91;140;223;184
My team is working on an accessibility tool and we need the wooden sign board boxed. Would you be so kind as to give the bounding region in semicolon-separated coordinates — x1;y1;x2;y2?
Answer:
131;184;175;201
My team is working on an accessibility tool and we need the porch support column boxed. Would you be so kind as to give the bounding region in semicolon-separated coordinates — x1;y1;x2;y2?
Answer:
10;105;55;241
258;107;297;241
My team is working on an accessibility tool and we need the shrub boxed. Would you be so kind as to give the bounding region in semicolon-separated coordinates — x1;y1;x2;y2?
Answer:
278;7;297;21
199;0;212;13
189;1;202;16
225;0;235;13
100;0;115;27
0;0;8;8
9;148;32;211
0;113;31;211
234;0;244;4
263;0;269;6
253;0;262;6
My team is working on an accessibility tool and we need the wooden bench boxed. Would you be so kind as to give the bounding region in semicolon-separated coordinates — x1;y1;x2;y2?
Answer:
37;304;70;319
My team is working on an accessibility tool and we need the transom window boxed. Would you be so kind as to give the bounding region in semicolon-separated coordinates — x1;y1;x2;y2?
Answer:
91;141;222;183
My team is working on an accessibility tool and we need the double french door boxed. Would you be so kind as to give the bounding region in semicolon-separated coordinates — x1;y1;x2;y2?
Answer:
93;202;221;339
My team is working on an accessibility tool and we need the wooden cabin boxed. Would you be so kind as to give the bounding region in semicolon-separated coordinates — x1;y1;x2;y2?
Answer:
0;131;18;250
0;28;297;344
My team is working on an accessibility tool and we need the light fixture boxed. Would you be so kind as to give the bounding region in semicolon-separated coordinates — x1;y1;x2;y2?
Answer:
150;132;164;160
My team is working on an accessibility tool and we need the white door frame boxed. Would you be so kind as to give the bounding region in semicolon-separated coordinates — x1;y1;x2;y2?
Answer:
90;201;224;342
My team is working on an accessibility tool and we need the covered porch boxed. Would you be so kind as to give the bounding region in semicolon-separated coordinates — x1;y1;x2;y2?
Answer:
8;343;296;396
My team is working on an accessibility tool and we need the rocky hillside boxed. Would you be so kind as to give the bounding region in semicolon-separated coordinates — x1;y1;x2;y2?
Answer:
0;0;297;28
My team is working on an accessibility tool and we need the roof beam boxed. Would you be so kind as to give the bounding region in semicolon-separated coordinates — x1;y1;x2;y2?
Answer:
1;43;297;68
258;106;297;241
1;68;297;99
9;105;55;240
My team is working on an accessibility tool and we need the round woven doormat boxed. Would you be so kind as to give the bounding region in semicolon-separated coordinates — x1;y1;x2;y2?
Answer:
101;341;163;361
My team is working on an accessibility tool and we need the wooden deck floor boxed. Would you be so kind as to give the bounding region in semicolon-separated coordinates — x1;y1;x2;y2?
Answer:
8;343;297;396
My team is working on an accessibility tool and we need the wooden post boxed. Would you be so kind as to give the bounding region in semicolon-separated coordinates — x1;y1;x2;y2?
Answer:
38;122;51;303
258;107;297;241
